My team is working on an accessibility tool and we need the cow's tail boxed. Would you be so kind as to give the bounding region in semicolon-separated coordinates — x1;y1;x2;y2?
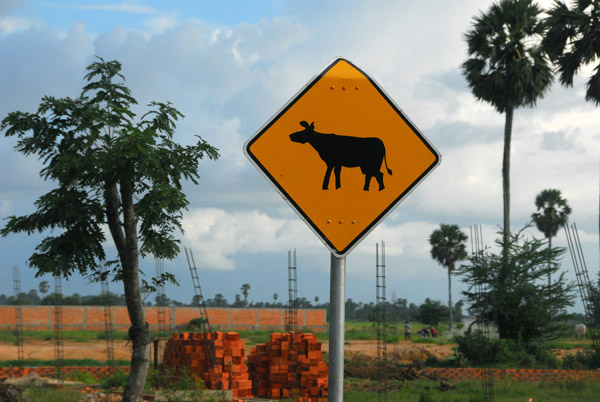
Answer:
384;152;392;175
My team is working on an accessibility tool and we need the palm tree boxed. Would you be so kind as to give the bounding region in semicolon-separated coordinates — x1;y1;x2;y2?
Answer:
532;188;571;286
240;283;251;305
462;0;553;259
429;224;468;330
543;0;600;105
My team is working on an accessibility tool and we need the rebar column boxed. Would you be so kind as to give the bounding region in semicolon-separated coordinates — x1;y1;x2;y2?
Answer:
471;225;494;401
376;241;388;402
286;249;298;333
12;266;24;375
54;274;64;378
329;253;345;402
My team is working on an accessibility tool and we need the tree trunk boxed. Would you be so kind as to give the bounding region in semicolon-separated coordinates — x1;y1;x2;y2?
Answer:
121;182;151;402
105;181;150;402
448;267;453;331
502;106;513;271
548;236;552;287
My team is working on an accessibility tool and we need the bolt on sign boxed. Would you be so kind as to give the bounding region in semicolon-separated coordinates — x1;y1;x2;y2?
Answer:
244;58;440;256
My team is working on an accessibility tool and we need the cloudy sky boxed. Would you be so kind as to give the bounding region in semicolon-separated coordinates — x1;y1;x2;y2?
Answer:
0;0;597;313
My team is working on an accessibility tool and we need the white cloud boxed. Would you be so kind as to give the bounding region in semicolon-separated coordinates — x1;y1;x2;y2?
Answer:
181;208;322;270
0;15;40;34
143;12;179;35
57;3;156;15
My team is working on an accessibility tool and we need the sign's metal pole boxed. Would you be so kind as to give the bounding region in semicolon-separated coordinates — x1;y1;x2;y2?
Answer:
329;253;346;402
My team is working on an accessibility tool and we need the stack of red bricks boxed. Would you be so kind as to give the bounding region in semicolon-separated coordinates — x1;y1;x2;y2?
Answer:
247;332;328;401
162;331;252;398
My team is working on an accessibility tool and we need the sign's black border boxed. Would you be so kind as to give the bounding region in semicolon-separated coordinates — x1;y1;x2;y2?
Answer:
244;58;441;256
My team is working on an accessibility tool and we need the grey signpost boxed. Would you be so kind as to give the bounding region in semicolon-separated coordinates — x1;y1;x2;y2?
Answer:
244;58;440;401
329;254;346;401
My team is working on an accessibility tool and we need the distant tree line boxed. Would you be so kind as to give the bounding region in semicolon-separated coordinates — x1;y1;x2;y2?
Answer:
0;289;127;306
0;284;462;326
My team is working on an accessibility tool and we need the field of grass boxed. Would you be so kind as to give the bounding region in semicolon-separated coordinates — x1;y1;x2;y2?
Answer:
0;330;129;343
0;358;130;367
344;378;600;401
14;377;600;402
547;338;592;350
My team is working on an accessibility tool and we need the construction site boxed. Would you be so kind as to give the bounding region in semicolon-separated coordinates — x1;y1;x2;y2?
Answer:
2;230;600;402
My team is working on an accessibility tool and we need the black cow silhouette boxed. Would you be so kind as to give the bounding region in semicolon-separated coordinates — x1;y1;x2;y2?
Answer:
289;121;392;191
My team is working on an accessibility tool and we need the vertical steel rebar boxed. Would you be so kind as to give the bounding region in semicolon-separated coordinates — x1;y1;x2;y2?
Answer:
54;274;64;378
12;266;24;375
286;249;300;400
329;253;345;402
286;249;298;333
470;225;494;401
376;241;388;402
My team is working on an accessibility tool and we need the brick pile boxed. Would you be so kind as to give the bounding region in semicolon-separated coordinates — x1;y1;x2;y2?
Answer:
162;331;252;398
247;332;328;401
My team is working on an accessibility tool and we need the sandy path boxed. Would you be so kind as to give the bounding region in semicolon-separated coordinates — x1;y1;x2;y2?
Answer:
0;338;581;364
0;340;133;361
0;339;455;364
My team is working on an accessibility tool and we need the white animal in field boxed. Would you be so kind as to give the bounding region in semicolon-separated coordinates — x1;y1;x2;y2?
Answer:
573;323;586;339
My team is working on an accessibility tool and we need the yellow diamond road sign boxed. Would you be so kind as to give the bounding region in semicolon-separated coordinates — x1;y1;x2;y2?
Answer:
244;58;441;256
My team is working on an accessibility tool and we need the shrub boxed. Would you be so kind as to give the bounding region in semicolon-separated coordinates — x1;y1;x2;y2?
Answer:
101;370;129;389
70;370;98;384
454;332;559;368
562;350;600;370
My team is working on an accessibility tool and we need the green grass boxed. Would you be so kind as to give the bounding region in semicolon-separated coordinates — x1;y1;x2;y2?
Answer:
0;330;128;343
22;387;83;402
0;358;129;367
14;377;600;402
344;378;600;401
547;338;592;350
234;329;273;346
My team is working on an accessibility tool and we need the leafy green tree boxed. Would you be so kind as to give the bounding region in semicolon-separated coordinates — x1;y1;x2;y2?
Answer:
233;294;244;307
462;0;553;258
0;58;218;401
62;293;82;305
429;224;468;330
82;291;123;306
416;298;449;327
40;292;63;306
543;0;600;105
457;227;576;342
28;289;41;305
531;188;571;286
209;293;228;307
155;294;171;307
9;292;32;305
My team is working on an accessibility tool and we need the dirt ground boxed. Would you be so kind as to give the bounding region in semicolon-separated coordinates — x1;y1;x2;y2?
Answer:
0;339;455;364
0;339;583;364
